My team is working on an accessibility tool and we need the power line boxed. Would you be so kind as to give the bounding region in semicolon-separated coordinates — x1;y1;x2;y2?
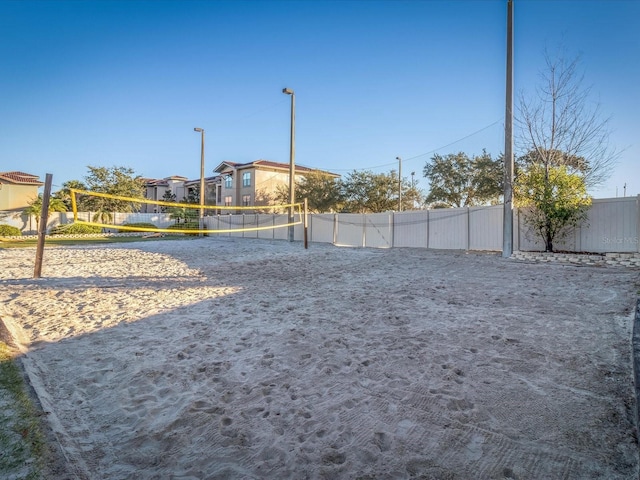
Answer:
329;118;503;172
404;119;503;162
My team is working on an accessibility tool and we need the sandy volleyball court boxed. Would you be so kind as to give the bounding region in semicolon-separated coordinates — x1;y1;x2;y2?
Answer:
1;237;639;479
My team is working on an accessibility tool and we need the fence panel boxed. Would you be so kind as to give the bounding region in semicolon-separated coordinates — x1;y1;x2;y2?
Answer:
214;215;234;237
156;214;173;228
515;208;580;252
240;214;259;239
516;197;640;253
256;215;275;239
428;208;468;249
206;215;220;236
203;216;214;233
228;215;245;238
272;215;289;241
517;208;582;252
516;208;542;251
310;214;335;244
335;214;364;247
468;205;503;251
364;213;393;248
579;197;639;253
293;220;304;242
393;211;429;248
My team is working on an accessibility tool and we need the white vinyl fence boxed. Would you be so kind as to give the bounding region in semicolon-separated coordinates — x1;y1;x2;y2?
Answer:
2;196;639;254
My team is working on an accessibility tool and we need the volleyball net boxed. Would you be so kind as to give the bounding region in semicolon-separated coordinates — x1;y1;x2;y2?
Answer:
69;189;304;235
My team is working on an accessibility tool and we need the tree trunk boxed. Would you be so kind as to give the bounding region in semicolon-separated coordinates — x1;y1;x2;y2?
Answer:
545;226;553;252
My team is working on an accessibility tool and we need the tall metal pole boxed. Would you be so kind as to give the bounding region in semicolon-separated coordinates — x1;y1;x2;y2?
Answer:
194;127;205;236
396;156;402;212
411;171;416;209
283;88;296;242
502;0;514;258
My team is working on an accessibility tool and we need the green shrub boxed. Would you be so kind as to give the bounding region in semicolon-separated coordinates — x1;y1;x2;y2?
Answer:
0;225;21;237
118;222;157;233
49;223;103;235
168;222;202;236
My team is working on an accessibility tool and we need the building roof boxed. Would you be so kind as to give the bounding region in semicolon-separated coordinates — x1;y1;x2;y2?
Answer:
183;175;222;186
214;160;339;177
0;171;44;186
214;161;240;172
143;176;189;187
142;178;169;187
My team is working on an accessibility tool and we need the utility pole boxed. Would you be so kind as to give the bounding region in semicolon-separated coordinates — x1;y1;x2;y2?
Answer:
502;0;514;258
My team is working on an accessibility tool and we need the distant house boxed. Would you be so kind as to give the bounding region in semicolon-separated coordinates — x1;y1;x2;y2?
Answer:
214;159;340;210
0;171;44;211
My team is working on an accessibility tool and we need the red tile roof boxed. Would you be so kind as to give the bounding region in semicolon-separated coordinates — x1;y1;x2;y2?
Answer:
0;171;44;185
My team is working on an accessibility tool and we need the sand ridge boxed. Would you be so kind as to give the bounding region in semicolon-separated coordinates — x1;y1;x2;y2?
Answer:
0;238;639;479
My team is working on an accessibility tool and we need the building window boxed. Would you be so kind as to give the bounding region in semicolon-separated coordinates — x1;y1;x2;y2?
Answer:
242;194;251;207
225;175;232;188
242;172;251;187
224;196;233;206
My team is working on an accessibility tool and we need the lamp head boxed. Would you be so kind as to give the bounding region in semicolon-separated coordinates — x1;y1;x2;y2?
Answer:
282;88;294;95
194;127;204;132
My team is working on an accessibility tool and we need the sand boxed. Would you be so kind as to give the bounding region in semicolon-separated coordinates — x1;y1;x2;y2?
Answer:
1;237;639;479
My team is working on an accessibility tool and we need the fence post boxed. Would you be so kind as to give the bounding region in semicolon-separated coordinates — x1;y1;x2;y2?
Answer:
515;208;520;252
391;212;395;248
426;208;430;250
466;207;470;251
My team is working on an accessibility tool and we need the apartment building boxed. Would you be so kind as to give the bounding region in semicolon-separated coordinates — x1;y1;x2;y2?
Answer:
143;160;339;214
214;159;339;210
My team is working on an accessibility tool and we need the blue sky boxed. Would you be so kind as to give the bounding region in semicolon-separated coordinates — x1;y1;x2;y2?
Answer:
1;0;638;198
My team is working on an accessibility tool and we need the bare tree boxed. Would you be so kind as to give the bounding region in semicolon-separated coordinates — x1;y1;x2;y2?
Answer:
517;50;618;189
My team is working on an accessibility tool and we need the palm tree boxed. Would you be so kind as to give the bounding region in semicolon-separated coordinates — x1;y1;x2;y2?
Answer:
22;194;68;228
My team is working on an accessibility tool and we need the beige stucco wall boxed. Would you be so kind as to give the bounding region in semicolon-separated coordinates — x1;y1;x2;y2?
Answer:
217;167;309;208
0;184;40;211
253;169;288;206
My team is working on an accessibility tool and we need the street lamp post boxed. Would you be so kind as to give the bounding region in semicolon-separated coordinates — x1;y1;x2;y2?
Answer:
194;127;205;236
282;88;295;242
411;171;415;209
396;156;402;212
